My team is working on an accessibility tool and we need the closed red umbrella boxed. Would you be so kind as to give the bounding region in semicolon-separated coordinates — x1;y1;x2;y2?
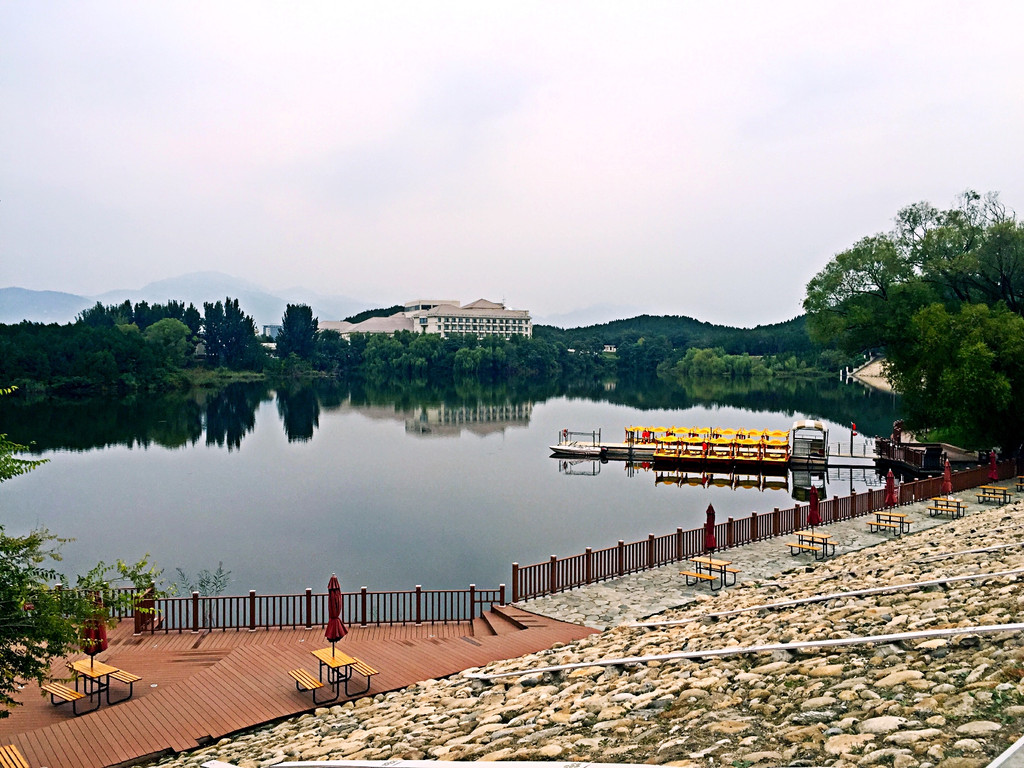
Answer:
941;459;952;495
808;485;821;529
703;504;717;553
884;469;898;507
988;449;999;481
325;574;347;657
81;592;108;670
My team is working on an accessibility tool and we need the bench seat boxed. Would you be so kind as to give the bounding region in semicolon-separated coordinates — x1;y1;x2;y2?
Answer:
787;542;821;554
679;570;721;590
108;669;141;704
288;668;338;704
868;520;902;534
42;681;98;715
0;745;28;768
977;492;1009;503
345;658;379;696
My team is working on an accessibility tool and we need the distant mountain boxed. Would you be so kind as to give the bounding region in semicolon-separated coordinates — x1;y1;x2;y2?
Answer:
533;303;645;329
0;272;375;326
0;288;94;324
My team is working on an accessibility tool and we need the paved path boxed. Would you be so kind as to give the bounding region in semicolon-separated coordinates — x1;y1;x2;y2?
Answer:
517;481;1018;629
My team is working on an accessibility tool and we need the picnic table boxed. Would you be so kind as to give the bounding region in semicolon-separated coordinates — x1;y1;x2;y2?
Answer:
927;496;966;519
977;485;1013;504
1017;476;1024;492
787;531;835;559
680;555;738;590
868;510;910;535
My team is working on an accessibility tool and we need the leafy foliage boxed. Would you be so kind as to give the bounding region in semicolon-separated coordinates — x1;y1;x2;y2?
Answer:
276;304;318;360
0;387;162;716
804;190;1024;449
343;304;405;324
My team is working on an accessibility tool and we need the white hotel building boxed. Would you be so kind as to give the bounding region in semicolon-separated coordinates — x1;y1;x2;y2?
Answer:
321;299;532;340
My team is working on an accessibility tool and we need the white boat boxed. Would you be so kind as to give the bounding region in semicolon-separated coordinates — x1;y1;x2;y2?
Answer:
549;442;604;458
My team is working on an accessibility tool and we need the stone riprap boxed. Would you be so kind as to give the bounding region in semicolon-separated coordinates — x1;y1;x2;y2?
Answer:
151;489;1024;768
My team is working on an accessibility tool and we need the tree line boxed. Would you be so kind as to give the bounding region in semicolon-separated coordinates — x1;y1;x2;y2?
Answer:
804;189;1024;450
1;294;843;396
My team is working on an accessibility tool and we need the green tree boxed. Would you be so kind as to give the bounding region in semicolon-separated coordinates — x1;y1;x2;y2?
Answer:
202;298;262;369
0;387;160;717
144;318;191;368
804;190;1024;448
276;304;318;360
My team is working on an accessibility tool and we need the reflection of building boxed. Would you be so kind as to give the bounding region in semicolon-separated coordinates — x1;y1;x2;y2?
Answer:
321;299;532;340
405;402;532;438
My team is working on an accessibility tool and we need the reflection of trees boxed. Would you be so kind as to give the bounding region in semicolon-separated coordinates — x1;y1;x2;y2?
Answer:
203;383;267;451
275;386;320;442
0;374;903;455
0;393;205;452
607;376;900;438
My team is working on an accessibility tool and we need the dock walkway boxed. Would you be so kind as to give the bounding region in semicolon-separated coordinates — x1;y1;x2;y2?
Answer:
0;607;595;768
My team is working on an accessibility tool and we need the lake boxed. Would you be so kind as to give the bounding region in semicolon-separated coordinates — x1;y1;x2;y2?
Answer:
0;376;899;596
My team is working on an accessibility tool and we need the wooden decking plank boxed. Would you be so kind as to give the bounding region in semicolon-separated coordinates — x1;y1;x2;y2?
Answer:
48;718;107;768
0;612;594;768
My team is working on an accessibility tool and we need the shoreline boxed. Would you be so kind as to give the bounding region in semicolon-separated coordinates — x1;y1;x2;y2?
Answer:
150;481;1024;768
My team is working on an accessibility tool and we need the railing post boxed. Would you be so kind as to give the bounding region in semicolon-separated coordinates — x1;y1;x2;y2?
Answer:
584;547;593;584
648;534;655;568
676;527;683;561
469;584;476;621
851;489;858;516
499;584;506;606
360;586;368;626
727;518;735;549
549;555;558;595
617;540;625;576
304;588;312;629
511;564;519;603
248;590;257;631
415;585;422;625
191;591;200;633
773;508;780;537
751;511;758;541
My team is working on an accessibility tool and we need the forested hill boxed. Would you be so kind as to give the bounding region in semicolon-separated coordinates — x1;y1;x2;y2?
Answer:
534;314;814;356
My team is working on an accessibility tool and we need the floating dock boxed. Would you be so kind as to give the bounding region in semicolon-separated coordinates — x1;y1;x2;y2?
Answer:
550;420;830;470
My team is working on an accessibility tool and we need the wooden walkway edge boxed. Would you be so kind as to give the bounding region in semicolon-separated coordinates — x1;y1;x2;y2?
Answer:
0;608;595;768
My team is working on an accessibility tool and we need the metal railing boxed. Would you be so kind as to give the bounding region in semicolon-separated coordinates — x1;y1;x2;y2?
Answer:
130;584;506;634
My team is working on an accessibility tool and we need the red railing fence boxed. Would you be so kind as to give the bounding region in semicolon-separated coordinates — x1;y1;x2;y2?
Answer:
511;459;1020;602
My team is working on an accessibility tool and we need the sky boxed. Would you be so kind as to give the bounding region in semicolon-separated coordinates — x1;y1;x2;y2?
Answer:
2;1;1024;327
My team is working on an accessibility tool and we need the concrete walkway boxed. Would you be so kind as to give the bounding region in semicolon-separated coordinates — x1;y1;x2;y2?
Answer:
517;480;1018;629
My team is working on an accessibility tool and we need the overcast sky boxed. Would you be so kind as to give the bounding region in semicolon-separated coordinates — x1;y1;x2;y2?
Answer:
2;1;1023;326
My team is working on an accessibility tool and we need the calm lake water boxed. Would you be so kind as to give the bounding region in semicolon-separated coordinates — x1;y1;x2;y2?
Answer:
0;377;899;596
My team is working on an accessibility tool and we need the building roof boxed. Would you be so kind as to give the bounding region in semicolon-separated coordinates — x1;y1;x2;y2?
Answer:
320;315;414;335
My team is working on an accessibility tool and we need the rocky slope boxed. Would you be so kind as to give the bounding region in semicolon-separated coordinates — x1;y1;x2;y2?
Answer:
153;502;1024;768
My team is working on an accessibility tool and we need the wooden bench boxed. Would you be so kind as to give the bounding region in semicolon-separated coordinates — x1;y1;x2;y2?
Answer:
41;681;97;715
787;541;822;555
345;657;379;696
107;669;141;704
977;490;1009;503
288;668;338;704
0;745;28;768
868;520;902;534
679;570;721;590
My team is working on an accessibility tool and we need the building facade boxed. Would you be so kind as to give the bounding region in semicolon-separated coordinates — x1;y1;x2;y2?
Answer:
405;299;532;339
323;299;532;340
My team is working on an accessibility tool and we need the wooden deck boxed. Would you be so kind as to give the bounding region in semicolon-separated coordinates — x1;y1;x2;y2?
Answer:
0;607;596;768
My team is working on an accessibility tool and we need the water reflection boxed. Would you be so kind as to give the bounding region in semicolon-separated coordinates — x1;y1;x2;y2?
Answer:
275;385;320;442
405;402;532;438
204;383;265;450
0;375;900;457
